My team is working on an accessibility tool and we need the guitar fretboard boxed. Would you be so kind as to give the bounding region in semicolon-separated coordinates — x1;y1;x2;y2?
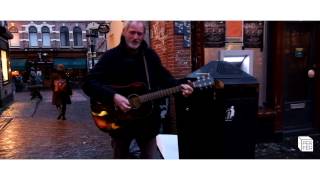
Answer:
139;85;182;103
137;77;212;103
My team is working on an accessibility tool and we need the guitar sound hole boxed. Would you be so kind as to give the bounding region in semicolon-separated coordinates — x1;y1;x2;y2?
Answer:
128;94;141;109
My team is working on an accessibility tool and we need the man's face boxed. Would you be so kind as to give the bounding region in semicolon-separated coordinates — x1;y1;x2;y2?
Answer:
123;22;145;49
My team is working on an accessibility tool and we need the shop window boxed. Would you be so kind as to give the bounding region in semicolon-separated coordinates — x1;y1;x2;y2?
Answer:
42;26;51;47
60;26;70;47
9;26;20;47
73;27;83;46
1;50;10;83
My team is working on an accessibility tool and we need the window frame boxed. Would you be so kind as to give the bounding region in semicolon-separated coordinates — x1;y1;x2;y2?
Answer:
29;26;38;47
41;26;51;47
9;26;20;47
73;26;83;47
60;26;70;47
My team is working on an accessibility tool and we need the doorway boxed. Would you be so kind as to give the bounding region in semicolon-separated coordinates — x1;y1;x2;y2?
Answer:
283;22;317;131
269;22;319;132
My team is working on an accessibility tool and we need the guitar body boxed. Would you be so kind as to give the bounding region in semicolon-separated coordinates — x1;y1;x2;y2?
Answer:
90;82;153;132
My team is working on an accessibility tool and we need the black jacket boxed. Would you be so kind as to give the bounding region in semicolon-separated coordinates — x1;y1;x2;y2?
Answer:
82;36;177;138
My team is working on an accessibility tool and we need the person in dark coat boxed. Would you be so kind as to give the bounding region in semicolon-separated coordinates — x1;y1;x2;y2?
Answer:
51;64;72;120
29;67;43;100
82;21;193;159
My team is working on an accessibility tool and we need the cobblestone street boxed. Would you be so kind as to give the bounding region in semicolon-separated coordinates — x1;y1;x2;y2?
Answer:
0;89;112;159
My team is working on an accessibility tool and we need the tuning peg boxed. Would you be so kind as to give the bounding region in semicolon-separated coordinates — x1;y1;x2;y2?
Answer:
214;80;224;89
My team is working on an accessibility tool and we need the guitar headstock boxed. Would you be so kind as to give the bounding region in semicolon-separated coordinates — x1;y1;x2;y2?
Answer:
192;74;214;90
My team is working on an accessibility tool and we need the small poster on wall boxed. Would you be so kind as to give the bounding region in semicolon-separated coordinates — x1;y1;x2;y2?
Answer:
174;21;184;35
174;21;191;48
204;21;225;47
243;21;264;49
183;22;191;48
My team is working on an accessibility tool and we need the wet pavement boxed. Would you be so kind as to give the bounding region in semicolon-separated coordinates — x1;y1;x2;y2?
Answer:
255;133;320;159
0;89;112;159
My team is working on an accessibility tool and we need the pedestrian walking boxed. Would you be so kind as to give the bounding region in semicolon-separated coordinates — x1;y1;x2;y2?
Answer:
29;67;43;100
51;64;72;120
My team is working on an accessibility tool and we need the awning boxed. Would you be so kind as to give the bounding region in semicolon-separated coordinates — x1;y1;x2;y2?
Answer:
11;59;26;71
54;58;87;69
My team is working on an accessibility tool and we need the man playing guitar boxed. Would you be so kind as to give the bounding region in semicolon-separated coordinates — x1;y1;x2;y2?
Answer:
82;21;193;159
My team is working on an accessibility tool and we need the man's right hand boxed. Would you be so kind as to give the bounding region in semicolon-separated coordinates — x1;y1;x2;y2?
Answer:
113;93;132;112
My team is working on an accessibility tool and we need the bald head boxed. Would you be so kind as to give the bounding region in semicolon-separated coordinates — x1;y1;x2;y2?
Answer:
122;21;146;34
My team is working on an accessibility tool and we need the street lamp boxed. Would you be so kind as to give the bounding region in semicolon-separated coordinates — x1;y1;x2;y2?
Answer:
36;52;48;76
86;22;99;70
86;30;98;69
37;52;47;63
86;22;110;70
36;52;42;70
98;22;110;49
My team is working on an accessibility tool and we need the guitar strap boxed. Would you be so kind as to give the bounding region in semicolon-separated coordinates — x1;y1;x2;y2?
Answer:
143;54;152;91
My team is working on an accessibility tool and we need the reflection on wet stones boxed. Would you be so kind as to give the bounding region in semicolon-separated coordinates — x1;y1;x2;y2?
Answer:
0;90;112;159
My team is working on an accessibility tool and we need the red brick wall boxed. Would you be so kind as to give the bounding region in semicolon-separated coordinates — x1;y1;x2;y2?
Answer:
150;21;191;79
149;21;193;133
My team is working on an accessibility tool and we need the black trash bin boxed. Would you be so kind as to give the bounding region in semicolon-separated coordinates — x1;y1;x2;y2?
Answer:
176;61;259;159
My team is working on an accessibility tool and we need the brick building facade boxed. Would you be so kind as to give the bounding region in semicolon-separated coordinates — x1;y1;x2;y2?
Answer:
150;22;192;79
8;21;108;88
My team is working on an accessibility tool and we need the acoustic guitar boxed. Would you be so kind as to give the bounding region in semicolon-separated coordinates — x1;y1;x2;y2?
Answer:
90;75;214;132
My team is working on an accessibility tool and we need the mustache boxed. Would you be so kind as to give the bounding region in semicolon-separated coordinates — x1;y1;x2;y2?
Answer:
132;40;141;43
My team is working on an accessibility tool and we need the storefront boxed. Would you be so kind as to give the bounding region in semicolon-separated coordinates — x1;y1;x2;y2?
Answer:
9;56;88;88
11;58;26;71
0;21;13;107
53;58;87;87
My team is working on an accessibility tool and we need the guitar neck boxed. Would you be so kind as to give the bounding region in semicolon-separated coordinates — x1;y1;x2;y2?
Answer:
139;85;181;103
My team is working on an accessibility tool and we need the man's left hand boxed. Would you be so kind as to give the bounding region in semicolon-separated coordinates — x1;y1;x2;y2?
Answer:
181;81;193;97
